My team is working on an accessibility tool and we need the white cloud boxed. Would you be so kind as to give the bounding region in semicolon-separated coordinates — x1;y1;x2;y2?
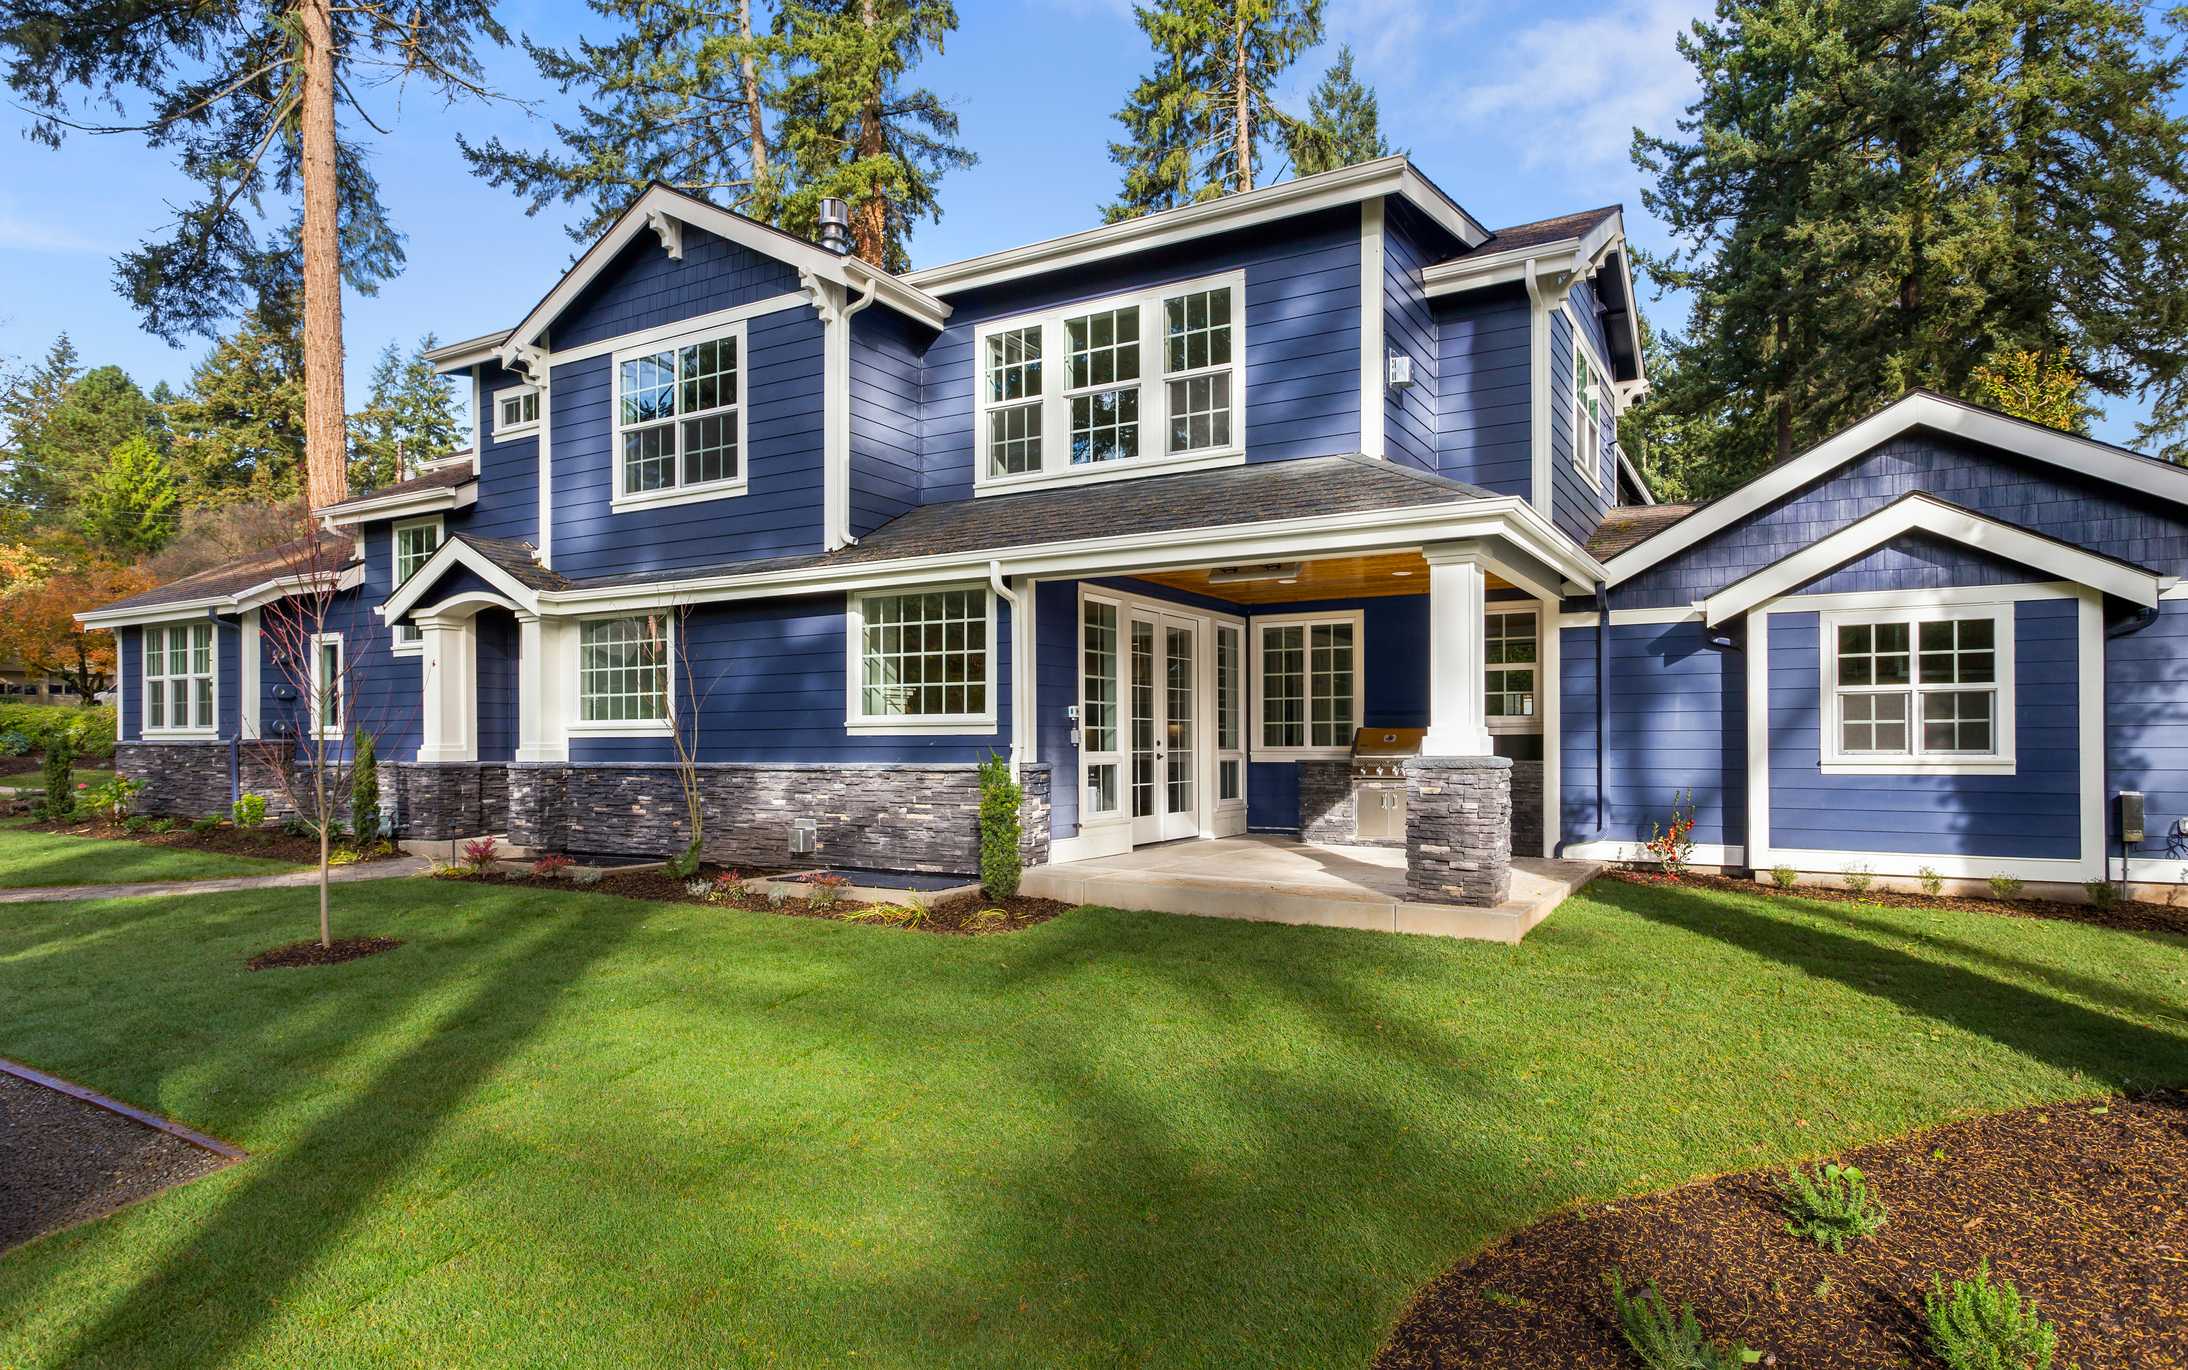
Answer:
0;204;104;254
1324;0;1476;88
1453;0;1706;176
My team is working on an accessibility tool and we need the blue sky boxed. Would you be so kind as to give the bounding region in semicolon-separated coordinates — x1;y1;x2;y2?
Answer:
0;0;2144;443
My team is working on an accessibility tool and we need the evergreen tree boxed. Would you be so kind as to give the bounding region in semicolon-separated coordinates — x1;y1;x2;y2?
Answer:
348;336;466;489
1283;45;1395;176
78;434;180;557
770;0;974;271
1621;314;1726;504
166;310;309;506
458;0;781;244
39;366;158;499
1106;0;1325;222
0;334;81;517
1634;0;2188;484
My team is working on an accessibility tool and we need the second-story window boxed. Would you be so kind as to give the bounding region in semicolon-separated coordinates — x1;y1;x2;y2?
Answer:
976;270;1245;492
1573;339;1601;488
614;323;745;510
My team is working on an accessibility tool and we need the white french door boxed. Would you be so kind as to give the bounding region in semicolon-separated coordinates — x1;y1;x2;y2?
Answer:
1129;609;1201;843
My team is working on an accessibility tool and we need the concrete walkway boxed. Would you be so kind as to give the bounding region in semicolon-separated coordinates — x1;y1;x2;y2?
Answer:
0;856;433;905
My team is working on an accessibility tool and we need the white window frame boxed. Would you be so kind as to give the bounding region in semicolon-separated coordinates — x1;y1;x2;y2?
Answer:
389;516;443;654
569;612;676;736
972;269;1247;496
1568;308;1607;491
1484;605;1542;735
609;319;749;513
1819;603;2016;775
492;383;540;439
141;619;219;738
844;584;998;736
1249;609;1364;761
1078;590;1126;822
308;632;345;739
1214;619;1246;810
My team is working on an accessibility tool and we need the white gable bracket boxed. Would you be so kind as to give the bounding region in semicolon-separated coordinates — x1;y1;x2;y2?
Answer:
644;207;683;261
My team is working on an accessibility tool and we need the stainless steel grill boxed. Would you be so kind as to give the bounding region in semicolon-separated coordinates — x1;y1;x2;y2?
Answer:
1350;727;1424;841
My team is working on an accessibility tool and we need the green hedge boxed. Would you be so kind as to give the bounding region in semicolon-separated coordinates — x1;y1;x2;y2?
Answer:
0;702;117;762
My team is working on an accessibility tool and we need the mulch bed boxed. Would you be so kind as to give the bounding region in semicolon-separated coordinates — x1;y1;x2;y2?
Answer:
21;815;402;867
0;1071;235;1254
1378;1091;2188;1369
246;936;404;970
450;865;1071;935
1608;866;2188;937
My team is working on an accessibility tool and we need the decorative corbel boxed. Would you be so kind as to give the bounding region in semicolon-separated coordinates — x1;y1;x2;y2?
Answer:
499;342;546;384
645;207;683;261
799;267;846;324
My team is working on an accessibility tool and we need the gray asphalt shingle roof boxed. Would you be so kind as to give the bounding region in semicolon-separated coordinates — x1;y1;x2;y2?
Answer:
1586;503;1698;561
93;532;359;614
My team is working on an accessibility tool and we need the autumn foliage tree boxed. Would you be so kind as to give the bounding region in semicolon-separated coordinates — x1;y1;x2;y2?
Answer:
0;560;154;702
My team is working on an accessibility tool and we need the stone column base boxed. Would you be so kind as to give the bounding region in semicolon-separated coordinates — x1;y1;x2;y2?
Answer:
1404;755;1513;906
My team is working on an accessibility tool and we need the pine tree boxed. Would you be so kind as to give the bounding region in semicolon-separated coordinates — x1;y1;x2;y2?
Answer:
78;435;180;557
0;334;82;517
458;0;781;244
1283;45;1395;176
1634;0;2188;484
1105;0;1326;222
348;337;466;490
166;310;309;507
770;0;974;271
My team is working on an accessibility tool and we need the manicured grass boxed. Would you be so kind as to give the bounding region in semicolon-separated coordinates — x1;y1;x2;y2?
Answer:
0;821;301;888
0;874;2182;1367
0;767;117;790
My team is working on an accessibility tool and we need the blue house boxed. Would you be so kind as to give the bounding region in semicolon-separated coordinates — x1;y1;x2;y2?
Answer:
81;157;2188;923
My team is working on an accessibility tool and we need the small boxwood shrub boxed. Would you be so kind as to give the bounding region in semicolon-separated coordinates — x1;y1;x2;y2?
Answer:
1780;1162;1888;1253
1606;1270;1761;1368
191;813;224;835
1918;865;1944;896
977;752;1022;900
1988;874;2024;901
2083;879;2119;909
1842;864;1875;894
232;793;268;829
1768;865;1798;890
0;729;29;758
1926;1259;2058;1370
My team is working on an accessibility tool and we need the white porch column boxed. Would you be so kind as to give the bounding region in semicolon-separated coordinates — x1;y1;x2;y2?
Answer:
514;612;569;764
415;613;477;763
1421;546;1493;758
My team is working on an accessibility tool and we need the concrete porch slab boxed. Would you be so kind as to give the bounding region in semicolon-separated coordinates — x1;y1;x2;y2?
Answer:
1021;835;1601;942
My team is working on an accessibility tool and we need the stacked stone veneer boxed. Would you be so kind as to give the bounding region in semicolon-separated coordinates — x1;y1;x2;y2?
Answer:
1404;755;1512;906
507;761;1052;875
116;741;381;826
1508;759;1544;859
1298;759;1407;848
387;763;510;841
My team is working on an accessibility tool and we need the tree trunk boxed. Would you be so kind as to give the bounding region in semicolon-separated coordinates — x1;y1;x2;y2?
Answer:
1774;311;1794;463
297;0;349;512
1232;14;1252;193
316;763;332;948
739;0;769;181
853;0;888;265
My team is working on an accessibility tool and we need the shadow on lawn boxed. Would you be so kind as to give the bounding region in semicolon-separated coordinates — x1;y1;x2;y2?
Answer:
1597;879;2188;1088
26;890;643;1368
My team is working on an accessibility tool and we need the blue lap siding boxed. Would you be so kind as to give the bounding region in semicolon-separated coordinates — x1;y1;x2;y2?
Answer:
1382;198;1451;473
849;307;930;538
548;225;803;352
2108;602;2188;867
1432;284;1530;499
1558;620;1746;853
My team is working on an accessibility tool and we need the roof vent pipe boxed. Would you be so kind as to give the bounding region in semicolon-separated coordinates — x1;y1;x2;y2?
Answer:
817;198;853;256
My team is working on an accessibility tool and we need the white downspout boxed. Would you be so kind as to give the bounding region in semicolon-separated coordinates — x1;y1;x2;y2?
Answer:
827;272;882;551
989;558;1024;780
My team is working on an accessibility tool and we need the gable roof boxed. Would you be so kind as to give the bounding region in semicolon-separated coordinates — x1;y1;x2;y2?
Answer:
1604;391;2188;586
1587;503;1697;561
1420;203;1643;383
901;157;1489;296
318;465;478;523
1700;492;2165;624
1470;206;1622;256
380;533;569;622
79;532;361;627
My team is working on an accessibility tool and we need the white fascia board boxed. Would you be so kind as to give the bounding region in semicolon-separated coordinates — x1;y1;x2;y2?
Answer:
76;597;232;630
1700;492;2161;625
532;497;1603;616
1422;239;1582;295
425;331;513;375
1608;392;2188;583
320;481;478;528
378;538;543;622
1616;447;1657;504
904;158;1488;296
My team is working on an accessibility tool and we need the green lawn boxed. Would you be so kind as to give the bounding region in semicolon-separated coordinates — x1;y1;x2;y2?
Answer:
0;822;301;889
1;871;2183;1368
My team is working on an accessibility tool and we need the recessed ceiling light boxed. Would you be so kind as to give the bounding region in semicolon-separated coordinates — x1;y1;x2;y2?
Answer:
1393;569;1414;577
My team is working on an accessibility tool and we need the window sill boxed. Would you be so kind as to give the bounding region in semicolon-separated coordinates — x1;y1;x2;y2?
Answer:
973;449;1243;497
492;422;540;441
1819;757;2017;776
391;642;423;657
611;477;749;514
142;729;220;742
845;717;998;737
570;719;674;737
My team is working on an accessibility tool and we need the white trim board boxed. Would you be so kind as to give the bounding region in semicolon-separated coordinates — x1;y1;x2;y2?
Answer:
1606;391;2188;584
1359;198;1386;461
1702;493;2161;625
319;480;477;528
379;537;544;623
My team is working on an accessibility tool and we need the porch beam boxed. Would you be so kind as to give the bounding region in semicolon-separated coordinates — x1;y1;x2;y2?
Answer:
1420;545;1493;759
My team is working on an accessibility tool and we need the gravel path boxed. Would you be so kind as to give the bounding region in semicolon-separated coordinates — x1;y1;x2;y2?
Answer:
0;856;433;905
0;1072;235;1254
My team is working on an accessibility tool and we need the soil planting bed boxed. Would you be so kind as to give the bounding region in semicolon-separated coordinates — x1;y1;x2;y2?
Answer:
1610;865;2188;936
0;1071;235;1254
453;865;1071;934
23;815;401;867
1378;1091;2188;1369
246;936;404;970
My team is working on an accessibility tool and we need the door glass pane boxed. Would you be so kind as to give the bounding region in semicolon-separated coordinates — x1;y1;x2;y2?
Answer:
1131;621;1155;819
1166;625;1194;817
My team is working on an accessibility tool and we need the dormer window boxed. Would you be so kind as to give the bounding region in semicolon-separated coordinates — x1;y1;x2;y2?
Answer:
612;320;747;512
975;270;1245;493
494;385;540;438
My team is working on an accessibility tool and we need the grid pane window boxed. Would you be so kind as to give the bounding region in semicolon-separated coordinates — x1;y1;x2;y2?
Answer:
860;590;989;719
1066;308;1142;466
984;326;1043;477
1131;621;1155;818
1164;289;1232;373
617;332;739;498
1167;372;1232;454
1260;620;1355;750
498;389;538;431
394;523;439;646
1216;626;1239;751
1485;611;1538;719
144;623;215;732
1070;389;1139;465
1083;600;1117;753
1834;615;2001;759
1574;349;1600;483
579;617;669;723
988;403;1042;477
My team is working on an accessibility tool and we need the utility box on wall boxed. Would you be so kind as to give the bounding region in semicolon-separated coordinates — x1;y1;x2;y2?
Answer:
2117;791;2145;845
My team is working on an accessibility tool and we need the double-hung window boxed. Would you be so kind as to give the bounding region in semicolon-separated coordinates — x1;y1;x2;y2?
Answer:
614;323;745;510
1573;341;1601;487
1825;609;2012;770
848;587;995;733
144;622;215;735
494;385;540;438
577;615;671;727
1485;610;1539;728
310;633;344;738
391;519;441;649
1253;612;1361;757
975;270;1244;490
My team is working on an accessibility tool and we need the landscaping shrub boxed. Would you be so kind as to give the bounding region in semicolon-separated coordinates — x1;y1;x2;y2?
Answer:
978;752;1022;899
0;729;29;758
350;730;381;841
1988;874;2024;901
664;839;703;880
2083;879;2118;909
232;793;268;829
145;817;175;834
38;743;74;818
530;854;574;880
85;775;143;823
1918;866;1944;896
0;702;116;761
1768;865;1798;890
571;866;605;887
1842;864;1875;894
1645;789;1698;877
461;836;499;872
191;813;223;835
1926;1259;2058;1370
1780;1162;1888;1253
803;871;851;909
1606;1270;1761;1368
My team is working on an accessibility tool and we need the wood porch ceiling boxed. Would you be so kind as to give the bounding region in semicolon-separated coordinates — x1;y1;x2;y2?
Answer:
1134;552;1511;604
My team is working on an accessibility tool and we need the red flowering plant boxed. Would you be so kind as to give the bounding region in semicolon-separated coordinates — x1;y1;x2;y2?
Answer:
461;836;499;872
1644;789;1699;879
530;853;575;880
801;871;852;909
